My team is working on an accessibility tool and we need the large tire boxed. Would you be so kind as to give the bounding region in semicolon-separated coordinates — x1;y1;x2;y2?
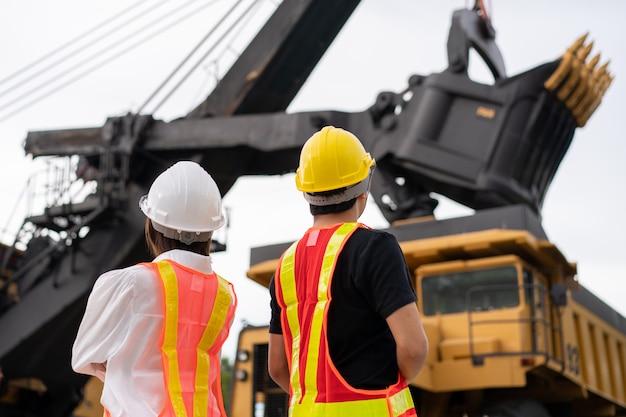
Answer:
477;399;551;417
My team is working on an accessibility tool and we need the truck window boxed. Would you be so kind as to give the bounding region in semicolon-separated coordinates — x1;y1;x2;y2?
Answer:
422;266;519;315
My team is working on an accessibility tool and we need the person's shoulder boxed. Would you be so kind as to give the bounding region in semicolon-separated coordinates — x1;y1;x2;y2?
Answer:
94;263;155;291
353;226;398;242
347;227;401;254
98;263;149;278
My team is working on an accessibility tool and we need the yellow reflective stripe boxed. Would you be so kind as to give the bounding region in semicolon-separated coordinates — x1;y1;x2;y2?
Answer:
157;261;188;417
282;223;364;412
280;242;301;409
292;398;387;417
292;387;413;417
193;276;232;417
301;223;358;405
388;387;415;416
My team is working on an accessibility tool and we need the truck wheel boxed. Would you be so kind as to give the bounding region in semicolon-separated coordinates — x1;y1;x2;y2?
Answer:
477;399;551;417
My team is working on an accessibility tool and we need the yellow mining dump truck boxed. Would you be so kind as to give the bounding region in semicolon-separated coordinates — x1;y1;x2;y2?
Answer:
235;205;626;417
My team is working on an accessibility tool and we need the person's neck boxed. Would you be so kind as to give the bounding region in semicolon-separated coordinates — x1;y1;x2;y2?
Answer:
311;193;367;228
312;211;358;228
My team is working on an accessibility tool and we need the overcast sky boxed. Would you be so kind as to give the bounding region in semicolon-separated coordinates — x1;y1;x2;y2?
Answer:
1;0;625;358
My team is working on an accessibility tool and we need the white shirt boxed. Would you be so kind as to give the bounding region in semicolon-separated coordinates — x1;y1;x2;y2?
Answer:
72;249;232;416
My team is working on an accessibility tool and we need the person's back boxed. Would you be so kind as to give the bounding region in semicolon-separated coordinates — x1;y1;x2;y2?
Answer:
72;161;237;417
268;126;428;416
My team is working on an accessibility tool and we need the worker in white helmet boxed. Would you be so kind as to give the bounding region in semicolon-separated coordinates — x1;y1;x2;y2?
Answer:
268;126;428;417
72;160;237;417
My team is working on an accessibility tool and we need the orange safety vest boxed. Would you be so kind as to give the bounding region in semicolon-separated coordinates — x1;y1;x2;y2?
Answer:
104;260;236;417
274;222;417;417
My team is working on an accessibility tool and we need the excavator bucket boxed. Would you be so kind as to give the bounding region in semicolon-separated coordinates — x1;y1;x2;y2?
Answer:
366;11;613;220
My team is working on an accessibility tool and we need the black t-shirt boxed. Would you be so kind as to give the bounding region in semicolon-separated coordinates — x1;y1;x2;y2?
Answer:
269;227;417;389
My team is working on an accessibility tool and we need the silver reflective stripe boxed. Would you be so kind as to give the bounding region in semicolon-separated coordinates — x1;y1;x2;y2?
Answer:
304;174;372;206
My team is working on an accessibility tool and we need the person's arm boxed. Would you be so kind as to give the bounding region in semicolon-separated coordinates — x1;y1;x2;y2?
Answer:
386;302;429;382
362;231;428;382
72;269;134;380
268;333;290;392
267;275;291;392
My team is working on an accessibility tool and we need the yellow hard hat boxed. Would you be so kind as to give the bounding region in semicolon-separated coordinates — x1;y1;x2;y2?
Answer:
295;126;375;195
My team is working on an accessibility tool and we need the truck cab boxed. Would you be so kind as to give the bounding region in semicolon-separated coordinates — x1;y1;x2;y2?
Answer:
413;247;568;394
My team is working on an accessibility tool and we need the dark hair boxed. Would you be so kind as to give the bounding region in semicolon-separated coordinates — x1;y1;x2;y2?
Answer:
308;187;357;215
144;219;212;257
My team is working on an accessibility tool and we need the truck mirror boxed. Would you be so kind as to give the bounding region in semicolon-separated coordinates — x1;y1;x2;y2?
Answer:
550;283;568;307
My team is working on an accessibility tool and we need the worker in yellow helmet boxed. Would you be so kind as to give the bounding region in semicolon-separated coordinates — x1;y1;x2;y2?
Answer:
72;161;237;417
268;126;428;416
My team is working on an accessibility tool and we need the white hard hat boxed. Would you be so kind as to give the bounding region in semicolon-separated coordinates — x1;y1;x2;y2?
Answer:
139;161;225;244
